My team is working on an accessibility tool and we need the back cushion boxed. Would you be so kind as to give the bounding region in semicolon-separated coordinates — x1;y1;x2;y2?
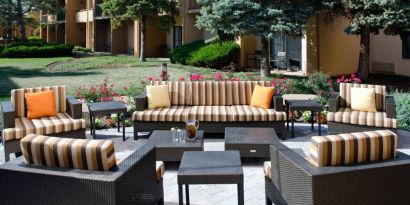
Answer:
231;81;271;105
21;134;117;171
339;83;386;111
191;81;233;106
11;85;66;117
309;130;397;167
151;81;192;105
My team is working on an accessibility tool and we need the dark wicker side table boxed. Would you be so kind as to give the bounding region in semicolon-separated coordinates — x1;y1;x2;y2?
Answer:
147;130;204;161
225;127;277;158
88;101;127;141
178;151;244;205
285;99;323;138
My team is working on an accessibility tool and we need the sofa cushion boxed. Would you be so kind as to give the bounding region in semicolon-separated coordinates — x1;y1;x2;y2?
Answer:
11;85;67;117
151;81;192;105
156;161;165;182
132;106;190;122
309;130;397;167
264;161;272;179
231;105;286;122
327;108;397;128
20;134;117;171
191;81;233;106
2;113;86;142
339;83;387;111
232;81;271;105
188;106;234;122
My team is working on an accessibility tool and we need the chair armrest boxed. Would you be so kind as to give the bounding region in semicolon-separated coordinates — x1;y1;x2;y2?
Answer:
386;96;396;118
1;101;15;129
66;96;82;119
272;95;284;111
135;91;148;111
328;92;340;112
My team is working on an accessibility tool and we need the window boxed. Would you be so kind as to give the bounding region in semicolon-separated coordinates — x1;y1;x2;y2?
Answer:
403;35;410;59
173;26;182;48
270;34;302;70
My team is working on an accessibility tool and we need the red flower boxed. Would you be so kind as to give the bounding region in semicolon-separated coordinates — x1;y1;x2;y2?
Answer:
179;77;185;81
123;86;128;91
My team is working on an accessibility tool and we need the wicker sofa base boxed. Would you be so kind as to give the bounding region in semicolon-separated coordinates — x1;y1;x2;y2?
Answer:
3;129;86;162
133;121;286;140
328;122;397;135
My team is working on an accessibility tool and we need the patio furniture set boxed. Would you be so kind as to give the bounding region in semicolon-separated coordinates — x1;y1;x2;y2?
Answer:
0;81;407;205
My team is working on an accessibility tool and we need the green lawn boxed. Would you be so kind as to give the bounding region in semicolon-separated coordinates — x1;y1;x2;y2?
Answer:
0;55;214;101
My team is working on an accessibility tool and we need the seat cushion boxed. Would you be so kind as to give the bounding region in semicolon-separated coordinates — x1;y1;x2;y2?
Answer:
132;106;190;122
187;106;234;122
231;105;286;122
2;113;86;141
339;83;387;111
310;130;397;167
327;108;397;128
21;134;116;171
156;161;165;182
264;161;271;179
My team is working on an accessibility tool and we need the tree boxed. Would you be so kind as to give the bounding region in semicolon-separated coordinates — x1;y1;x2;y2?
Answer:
101;0;179;61
0;0;15;43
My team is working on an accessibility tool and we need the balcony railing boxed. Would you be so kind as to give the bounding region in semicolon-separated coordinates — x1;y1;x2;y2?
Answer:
41;15;48;24
75;9;93;23
189;0;201;10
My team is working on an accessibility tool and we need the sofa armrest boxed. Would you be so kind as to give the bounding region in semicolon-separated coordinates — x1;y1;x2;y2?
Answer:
66;96;82;119
272;95;284;111
386;96;396;118
328;92;340;112
1;101;15;129
135;91;148;111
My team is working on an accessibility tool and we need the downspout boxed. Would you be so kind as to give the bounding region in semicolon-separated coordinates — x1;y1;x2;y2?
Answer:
317;15;320;72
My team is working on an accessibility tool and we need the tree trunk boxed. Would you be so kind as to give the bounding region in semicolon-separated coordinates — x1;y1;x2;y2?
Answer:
16;0;27;42
139;16;146;61
260;37;270;77
5;0;13;43
357;29;370;79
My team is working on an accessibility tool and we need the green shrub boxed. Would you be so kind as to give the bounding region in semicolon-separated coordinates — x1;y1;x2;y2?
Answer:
27;36;44;43
73;46;92;53
2;44;74;58
0;44;4;55
394;91;410;130
187;41;240;69
170;40;205;64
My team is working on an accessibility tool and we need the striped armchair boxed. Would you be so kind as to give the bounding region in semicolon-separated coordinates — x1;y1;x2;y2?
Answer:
0;85;86;161
132;81;286;139
327;83;397;134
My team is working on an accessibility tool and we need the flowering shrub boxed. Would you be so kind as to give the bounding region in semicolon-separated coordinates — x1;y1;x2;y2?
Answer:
160;70;170;81
306;72;336;105
190;73;204;81
336;73;362;84
76;78;121;103
214;72;224;81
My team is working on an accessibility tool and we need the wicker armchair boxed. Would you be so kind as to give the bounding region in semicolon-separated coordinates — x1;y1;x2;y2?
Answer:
0;86;86;161
265;142;410;205
0;145;164;205
327;83;397;134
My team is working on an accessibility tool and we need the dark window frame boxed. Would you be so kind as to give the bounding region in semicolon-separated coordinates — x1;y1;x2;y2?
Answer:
173;26;182;49
403;35;410;59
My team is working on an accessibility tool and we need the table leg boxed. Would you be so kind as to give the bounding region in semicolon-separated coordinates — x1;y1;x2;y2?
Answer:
117;113;120;133
92;115;96;139
178;184;183;205
122;112;126;141
286;105;289;130
311;111;314;130
291;110;295;138
238;183;244;205
185;184;190;205
89;115;93;136
318;111;321;136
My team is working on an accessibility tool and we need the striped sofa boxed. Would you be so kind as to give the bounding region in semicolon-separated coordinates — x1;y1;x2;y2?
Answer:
264;130;410;205
327;83;397;134
0;86;86;161
132;81;286;139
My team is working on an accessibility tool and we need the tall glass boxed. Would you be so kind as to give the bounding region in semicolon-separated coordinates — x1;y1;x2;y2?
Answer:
178;129;185;142
171;127;179;142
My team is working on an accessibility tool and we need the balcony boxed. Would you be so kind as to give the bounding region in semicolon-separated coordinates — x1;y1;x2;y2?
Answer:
76;9;93;23
41;15;48;24
188;0;201;14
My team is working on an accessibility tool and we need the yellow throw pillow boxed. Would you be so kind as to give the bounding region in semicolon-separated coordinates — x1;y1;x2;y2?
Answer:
147;85;171;109
250;85;275;109
350;87;377;112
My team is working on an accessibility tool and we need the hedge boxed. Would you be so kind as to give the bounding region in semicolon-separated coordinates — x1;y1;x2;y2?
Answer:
2;44;74;58
186;41;240;69
0;44;4;54
170;40;205;65
394;92;410;130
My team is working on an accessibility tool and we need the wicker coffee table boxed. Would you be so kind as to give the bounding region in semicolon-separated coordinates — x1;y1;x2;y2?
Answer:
225;127;277;158
285;99;323;138
147;130;204;161
178;151;244;205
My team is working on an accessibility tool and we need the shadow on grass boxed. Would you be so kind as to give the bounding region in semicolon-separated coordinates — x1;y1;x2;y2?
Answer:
0;66;101;97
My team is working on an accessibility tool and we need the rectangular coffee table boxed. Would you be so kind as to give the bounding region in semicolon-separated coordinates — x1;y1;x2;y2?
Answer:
225;127;277;158
178;151;244;205
147;130;204;161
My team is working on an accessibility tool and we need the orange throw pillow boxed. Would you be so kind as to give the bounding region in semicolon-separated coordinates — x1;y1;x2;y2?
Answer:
25;90;57;119
250;85;275;109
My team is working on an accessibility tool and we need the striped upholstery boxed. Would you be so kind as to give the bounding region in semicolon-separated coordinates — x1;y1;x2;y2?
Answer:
2;113;86;141
132;106;190;122
20;134;116;171
156;161;165;181
151;81;192;105
188;106;234;122
191;81;233;106
339;83;387;111
231;105;286;122
232;81;271;105
11;86;67;117
309;130;397;167
327;108;397;128
263;161;272;179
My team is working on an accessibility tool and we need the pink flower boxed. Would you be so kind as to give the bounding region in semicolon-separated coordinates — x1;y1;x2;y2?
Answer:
123;86;128;91
97;97;101;102
179;77;185;81
337;79;341;83
107;97;112;101
245;73;253;77
147;76;154;81
231;77;240;81
351;73;356;78
90;86;95;94
214;72;223;81
101;97;107;102
190;73;204;81
276;90;281;95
